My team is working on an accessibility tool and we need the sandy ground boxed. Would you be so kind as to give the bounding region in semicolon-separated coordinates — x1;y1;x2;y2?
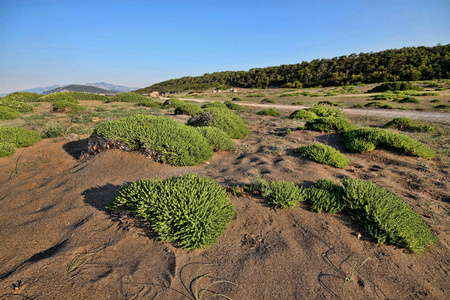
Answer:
0;113;449;299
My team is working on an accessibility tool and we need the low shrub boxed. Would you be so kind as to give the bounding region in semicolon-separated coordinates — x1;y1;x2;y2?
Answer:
41;124;67;138
290;109;318;120
231;97;242;101
305;117;356;133
108;92;147;103
291;101;304;105
201;102;228;109
317;100;340;106
187;107;250;139
368;82;424;93
65;92;109;101
280;92;301;97
342;178;434;253
134;99;161;108
364;102;395;109
397;97;420;104
0;99;34;113
224;100;242;110
161;98;182;108
51;100;86;115
342;128;435;159
107;174;235;249
296;143;350;168
307;179;345;213
174;103;202;116
194;126;234;151
90;115;214;166
0;142;16;157
0;106;21;120
308;104;345;118
40;92;79;104
247;93;266;97
248;177;307;208
434;104;450;110
3;92;41;102
0;127;41;151
256;108;280;117
384;118;435;132
430;99;441;103
260;98;275;103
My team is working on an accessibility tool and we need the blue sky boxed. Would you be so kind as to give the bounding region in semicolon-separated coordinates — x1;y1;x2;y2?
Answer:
1;0;449;93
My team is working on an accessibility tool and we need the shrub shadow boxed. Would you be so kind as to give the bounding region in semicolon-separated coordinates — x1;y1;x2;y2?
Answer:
82;183;124;212
63;138;89;160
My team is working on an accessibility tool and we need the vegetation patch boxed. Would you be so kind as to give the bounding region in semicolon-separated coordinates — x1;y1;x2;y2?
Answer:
108;92;148;103
307;179;346;213
224;100;242;110
107;174;235;249
64;92;109;101
40;92;79;104
89;115;214;166
342;128;435;159
308;104;345;118
296;143;350;168
290;109;318;120
304;117;357;133
0;127;41;156
194;126;234;151
368;82;424;93
0;106;21;120
201;102;228;109
0;99;34;113
174;103;202;116
134;99;161;108
384;118;435;132
51;100;86;115
433;104;450;110
187;107;250;139
3;92;42;102
317;100;341;106
256;108;280;117
364;102;395;109
342;178;434;254
0;141;16;157
161;98;182;108
247;177;307;208
397;97;420;104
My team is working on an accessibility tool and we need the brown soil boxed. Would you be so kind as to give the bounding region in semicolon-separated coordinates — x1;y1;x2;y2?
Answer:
0;113;449;299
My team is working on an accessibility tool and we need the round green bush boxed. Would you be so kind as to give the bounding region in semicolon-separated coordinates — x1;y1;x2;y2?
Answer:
224;100;242;110
91;115;214;166
187;107;250;139
0;142;16;157
256;108;280;117
384;117;435;132
107;174;236;249
174;103;202;116
134;99;161;108
201;102;228;109
51;100;86;115
4;92;41;102
364;102;395;109
0;106;21;120
398;97;420;104
40;92;79;104
0;127;41;148
290;109;318;120
248;177;307;208
308;104;345;118
194;126;234;151
108;92;148;103
296;143;350;168
305;117;357;133
65;92;109;101
0;100;34;113
307;179;346;213
161;98;182;108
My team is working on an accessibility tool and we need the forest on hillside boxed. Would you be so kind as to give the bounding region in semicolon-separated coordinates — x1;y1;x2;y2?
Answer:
136;44;450;93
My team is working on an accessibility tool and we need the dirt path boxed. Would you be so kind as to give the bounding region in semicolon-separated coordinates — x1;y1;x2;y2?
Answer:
176;98;450;123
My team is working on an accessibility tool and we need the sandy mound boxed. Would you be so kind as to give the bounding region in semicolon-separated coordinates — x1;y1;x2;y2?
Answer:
0;114;449;299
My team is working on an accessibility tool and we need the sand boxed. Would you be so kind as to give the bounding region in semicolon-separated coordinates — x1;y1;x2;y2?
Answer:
0;113;449;299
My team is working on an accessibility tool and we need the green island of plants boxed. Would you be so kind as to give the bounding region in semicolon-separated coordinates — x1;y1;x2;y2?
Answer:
304;117;357;133
0;99;34;113
342;177;435;254
187;107;250;139
90;115;214;166
0;106;21;120
224;100;242;110
384;117;435;132
107;174;235;249
174;102;203;116
40;92;79;104
0;127;41;157
201;102;228;109
51;100;86;115
194;126;234;151
307;179;345;213
108;92;148;103
296;143;350;169
290;109;318;121
247;177;307;208
256;108;281;117
64;91;109;101
3;92;42;102
290;104;345;121
342;128;435;159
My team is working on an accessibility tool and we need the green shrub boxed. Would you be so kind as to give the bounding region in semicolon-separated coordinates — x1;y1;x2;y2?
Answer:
290;109;318;120
247;93;266;97
434;104;450;110
109;92;147;103
296;143;350;168
40;92;79;104
64;92;109;101
342;178;434;253
364;102;395;109
187;107;250;139
305;117;357;133
224;100;242;110
41;124;67;138
0;106;21;120
248;177;307;208
91;115;214;166
368;82;424;93
201;102;228;109
231;97;242;101
134;99;161;108
51;100;86;115
397;97;420;104
107;174;235;249
161;98;182;108
0;142;16;157
3;92;41;102
194;126;234;151
260;98;275;103
307;179;345;213
317;100;340;106
342;128;435;159
0;99;34;113
0;127;41;148
174;103;202;116
256;108;280;117
384;118;435;132
308;104;345;118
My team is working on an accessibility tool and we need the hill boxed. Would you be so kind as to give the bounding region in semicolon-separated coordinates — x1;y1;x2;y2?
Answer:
42;84;112;95
136;44;450;93
85;82;139;93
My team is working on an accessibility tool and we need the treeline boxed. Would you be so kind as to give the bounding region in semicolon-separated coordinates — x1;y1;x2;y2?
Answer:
137;44;450;93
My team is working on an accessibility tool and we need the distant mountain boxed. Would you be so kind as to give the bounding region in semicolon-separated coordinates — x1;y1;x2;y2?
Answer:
20;84;65;94
85;82;139;93
42;84;112;95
